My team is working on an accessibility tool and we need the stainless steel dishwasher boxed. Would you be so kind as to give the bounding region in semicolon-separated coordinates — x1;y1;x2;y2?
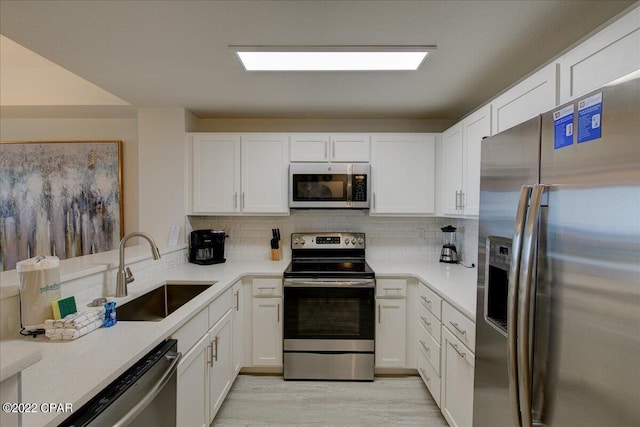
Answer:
60;339;181;427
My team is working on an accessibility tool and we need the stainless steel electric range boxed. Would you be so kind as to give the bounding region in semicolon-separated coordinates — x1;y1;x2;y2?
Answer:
283;232;375;381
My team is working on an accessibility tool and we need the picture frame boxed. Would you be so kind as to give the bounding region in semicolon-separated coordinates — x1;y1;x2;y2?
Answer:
0;140;124;271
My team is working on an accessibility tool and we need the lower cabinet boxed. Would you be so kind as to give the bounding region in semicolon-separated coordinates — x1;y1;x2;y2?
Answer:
441;327;475;427
209;310;233;419
252;297;282;366
375;298;406;367
175;288;237;426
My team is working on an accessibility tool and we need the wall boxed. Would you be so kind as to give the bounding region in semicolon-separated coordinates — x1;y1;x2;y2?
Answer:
188;211;478;264
0;116;139;234
194;118;454;133
137;108;196;245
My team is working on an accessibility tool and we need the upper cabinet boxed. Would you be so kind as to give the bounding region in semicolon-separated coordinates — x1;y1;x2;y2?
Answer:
558;6;640;103
441;105;490;217
491;62;557;134
189;133;289;215
290;133;370;162
371;133;436;215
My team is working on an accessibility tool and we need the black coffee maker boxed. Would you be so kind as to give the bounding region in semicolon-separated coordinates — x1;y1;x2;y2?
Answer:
189;230;228;265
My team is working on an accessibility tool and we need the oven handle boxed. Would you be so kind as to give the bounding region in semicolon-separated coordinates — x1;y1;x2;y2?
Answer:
284;279;375;288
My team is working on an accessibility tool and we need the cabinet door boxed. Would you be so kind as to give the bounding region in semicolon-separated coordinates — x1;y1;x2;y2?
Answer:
177;333;210;427
231;282;243;377
330;134;370;162
252;297;283;366
441;328;475;427
441;124;463;216
375;299;406;368
491;63;557;134
371;134;436;215
290;133;329;162
191;133;241;214
461;105;491;217
558;7;640;103
241;134;289;213
209;310;233;422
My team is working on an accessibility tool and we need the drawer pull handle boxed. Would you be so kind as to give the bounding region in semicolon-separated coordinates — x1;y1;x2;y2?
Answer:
384;287;403;291
277;303;280;323
420;316;431;328
419;340;430;353
450;321;467;336
421;296;432;306
213;336;220;362
451;343;466;358
207;345;213;367
420;368;430;382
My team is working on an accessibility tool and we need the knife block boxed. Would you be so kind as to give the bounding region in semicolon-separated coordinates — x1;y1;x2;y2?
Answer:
271;247;282;261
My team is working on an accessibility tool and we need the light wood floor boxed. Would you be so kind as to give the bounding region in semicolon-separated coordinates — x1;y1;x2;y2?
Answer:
212;374;448;426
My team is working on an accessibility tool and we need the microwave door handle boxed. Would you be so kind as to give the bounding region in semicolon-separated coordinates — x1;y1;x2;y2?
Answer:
507;185;532;427
517;184;546;427
346;164;353;206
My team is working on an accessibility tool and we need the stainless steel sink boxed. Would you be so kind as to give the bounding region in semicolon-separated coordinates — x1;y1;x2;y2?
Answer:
116;281;215;321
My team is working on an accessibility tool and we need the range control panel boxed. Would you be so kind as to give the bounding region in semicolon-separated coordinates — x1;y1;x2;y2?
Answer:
291;232;366;249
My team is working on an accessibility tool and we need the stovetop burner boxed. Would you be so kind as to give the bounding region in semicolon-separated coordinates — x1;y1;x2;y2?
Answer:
284;232;375;279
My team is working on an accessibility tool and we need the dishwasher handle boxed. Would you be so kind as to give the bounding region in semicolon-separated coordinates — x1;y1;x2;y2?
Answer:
112;351;182;427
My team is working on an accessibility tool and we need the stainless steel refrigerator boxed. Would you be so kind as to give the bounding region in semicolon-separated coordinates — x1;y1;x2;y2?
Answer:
473;73;640;427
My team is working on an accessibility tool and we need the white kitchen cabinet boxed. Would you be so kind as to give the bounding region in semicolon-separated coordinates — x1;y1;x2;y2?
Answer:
175;289;234;426
491;63;557;134
189;133;289;215
441;123;463;216
370;133;436;215
252;297;282;366
375;298;406;368
289;133;370;162
460;105;490;216
177;333;209;427
558;6;640;103
241;134;289;213
191;133;241;214
231;281;243;377
441;327;475;427
209;310;233;420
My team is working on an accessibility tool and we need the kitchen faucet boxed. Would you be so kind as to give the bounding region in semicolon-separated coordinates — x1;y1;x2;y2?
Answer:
116;232;161;297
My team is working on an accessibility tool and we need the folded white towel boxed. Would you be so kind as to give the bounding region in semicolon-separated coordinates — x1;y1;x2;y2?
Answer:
45;318;104;340
44;309;104;330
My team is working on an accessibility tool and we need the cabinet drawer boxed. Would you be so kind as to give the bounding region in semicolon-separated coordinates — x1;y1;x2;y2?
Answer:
252;278;283;297
443;301;475;352
209;288;233;327
419;283;442;319
173;308;208;354
376;278;407;298
417;346;441;408
417;303;441;344
417;321;441;376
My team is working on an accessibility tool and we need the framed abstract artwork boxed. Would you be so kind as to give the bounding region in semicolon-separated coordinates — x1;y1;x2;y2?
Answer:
0;141;124;271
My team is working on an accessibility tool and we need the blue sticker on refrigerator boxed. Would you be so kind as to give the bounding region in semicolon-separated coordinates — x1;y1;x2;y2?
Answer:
553;104;574;149
577;92;603;143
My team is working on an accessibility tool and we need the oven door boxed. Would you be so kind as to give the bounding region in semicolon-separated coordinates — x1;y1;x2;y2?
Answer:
283;279;375;351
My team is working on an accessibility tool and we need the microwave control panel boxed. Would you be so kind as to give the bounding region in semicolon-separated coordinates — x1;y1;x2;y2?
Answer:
352;175;367;202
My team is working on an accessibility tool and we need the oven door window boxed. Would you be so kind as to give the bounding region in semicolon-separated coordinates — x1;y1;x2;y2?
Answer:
291;174;348;202
284;287;374;340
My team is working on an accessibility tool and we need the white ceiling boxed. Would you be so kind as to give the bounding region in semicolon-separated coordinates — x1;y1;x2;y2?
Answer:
0;0;635;121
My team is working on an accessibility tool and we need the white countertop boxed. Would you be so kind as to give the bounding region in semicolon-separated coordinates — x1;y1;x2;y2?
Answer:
0;342;41;383
2;256;477;427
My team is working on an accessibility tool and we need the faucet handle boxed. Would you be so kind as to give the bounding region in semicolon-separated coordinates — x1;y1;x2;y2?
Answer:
125;266;135;284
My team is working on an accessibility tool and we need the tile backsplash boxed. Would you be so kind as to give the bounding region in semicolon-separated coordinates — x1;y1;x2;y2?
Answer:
188;212;479;264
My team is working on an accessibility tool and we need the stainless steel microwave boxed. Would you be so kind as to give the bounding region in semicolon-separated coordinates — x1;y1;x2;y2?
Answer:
289;163;370;209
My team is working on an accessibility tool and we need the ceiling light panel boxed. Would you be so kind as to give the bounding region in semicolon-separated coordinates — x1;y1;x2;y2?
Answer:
232;46;434;71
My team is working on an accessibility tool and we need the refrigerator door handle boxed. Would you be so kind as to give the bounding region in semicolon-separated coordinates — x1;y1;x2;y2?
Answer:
508;185;532;427
517;183;546;427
